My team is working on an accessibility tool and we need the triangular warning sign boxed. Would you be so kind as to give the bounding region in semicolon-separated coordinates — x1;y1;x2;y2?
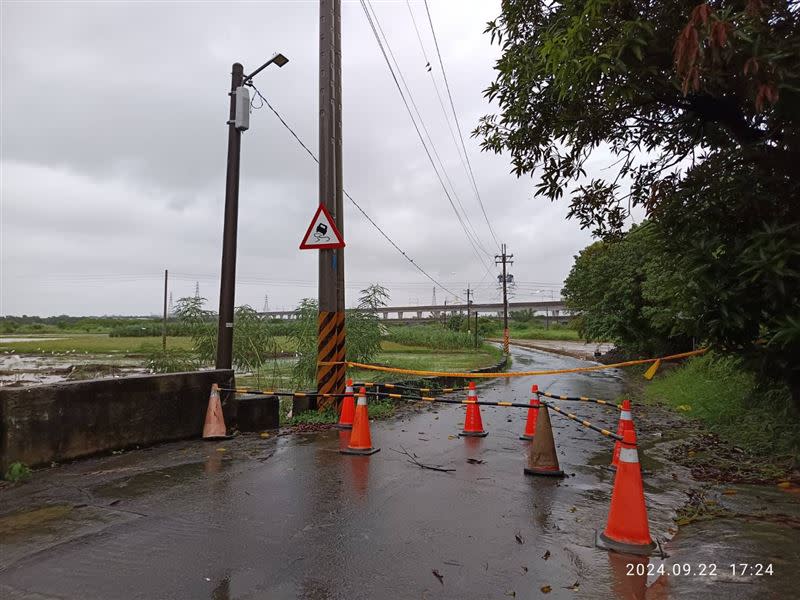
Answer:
299;203;345;250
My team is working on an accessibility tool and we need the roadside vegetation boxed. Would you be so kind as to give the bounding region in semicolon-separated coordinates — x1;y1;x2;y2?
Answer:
643;354;800;466
474;1;799;465
1;284;502;400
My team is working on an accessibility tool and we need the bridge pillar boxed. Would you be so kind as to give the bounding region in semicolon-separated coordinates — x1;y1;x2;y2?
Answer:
383;312;388;320
417;310;422;319
398;311;403;319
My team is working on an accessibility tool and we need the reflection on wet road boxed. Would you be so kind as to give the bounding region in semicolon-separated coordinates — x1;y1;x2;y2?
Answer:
0;346;796;599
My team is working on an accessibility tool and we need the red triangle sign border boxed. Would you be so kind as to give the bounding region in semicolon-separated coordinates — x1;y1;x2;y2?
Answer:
299;203;345;250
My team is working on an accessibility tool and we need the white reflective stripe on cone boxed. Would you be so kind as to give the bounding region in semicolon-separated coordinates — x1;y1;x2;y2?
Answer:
346;386;353;394
620;410;632;420
620;447;639;463
357;394;367;406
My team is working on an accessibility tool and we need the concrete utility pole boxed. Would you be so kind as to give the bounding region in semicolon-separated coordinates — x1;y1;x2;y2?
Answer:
162;269;168;351
215;62;244;371
215;54;288;370
464;285;472;332
495;244;514;354
316;0;346;404
474;309;478;349
333;0;346;397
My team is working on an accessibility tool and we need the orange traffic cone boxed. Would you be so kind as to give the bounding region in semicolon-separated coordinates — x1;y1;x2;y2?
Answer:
596;428;657;555
203;383;228;440
459;381;487;437
608;399;633;471
335;379;356;429
340;387;380;455
524;404;564;476
519;384;540;440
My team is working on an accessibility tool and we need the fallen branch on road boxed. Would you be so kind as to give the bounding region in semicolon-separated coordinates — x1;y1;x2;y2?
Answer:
390;446;456;473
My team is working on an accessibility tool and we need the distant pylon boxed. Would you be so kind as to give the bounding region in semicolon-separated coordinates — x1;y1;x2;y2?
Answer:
432;287;437;306
194;282;200;299
263;294;270;312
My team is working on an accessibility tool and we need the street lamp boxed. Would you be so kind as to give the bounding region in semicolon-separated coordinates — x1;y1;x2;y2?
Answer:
216;54;289;371
244;53;289;84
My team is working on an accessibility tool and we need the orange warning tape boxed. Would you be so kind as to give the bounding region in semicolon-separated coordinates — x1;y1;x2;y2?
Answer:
319;348;707;379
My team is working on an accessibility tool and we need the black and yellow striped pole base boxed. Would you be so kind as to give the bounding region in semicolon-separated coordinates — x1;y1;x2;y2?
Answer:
316;310;346;408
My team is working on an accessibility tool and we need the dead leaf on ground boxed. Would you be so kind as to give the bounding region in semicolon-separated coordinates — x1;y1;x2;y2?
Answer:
564;580;579;591
505;591;516;597
521;566;528;573
467;458;485;464
515;532;524;544
432;569;444;585
541;550;550;560
569;506;577;513
541;585;552;593
722;488;737;495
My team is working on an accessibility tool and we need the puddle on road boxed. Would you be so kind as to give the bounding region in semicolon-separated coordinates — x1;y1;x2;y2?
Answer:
1;345;797;600
93;459;227;500
0;504;74;543
0;503;141;571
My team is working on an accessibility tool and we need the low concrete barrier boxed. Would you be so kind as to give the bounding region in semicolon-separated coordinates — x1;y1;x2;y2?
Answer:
0;370;246;471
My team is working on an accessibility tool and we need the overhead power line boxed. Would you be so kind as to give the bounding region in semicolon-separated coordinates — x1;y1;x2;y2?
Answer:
359;0;493;270
365;0;492;262
423;0;500;249
248;82;464;302
407;0;498;252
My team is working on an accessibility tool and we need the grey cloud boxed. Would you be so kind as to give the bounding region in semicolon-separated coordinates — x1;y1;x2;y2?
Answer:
1;1;618;316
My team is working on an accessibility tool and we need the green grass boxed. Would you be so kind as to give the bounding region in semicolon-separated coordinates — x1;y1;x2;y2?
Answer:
348;342;503;383
239;342;503;390
284;397;398;427
0;335;195;354
507;326;582;341
0;335;296;356
269;340;503;425
643;353;800;462
386;325;477;350
3;462;32;483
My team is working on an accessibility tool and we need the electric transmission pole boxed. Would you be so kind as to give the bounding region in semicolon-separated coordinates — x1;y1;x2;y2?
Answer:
495;244;514;354
316;0;346;405
464;285;472;333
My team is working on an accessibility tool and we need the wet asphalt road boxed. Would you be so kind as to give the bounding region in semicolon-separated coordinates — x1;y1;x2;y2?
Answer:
1;346;797;599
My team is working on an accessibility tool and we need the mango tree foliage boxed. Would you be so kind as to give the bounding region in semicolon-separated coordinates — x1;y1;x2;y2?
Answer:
563;223;692;355
477;0;800;404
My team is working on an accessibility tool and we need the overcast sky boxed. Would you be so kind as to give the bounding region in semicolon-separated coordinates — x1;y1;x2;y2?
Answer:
1;0;637;317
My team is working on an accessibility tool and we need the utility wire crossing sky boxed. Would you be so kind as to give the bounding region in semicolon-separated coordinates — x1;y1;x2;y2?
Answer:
1;1;636;316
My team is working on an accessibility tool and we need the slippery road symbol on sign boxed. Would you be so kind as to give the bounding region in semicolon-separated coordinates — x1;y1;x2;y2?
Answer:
299;204;345;250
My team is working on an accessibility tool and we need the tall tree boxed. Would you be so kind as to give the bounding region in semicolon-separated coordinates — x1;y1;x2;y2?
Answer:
476;0;800;403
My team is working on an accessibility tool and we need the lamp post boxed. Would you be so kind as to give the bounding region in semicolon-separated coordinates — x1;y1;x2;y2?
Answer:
215;53;289;371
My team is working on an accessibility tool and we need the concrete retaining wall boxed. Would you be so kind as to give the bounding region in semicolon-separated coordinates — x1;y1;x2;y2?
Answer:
0;370;246;471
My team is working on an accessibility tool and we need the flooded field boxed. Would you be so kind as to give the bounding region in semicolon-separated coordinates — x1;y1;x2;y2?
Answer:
0;353;149;387
0;336;151;387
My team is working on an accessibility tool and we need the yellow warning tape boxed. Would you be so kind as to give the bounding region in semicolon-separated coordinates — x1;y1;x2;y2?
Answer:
320;348;706;379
